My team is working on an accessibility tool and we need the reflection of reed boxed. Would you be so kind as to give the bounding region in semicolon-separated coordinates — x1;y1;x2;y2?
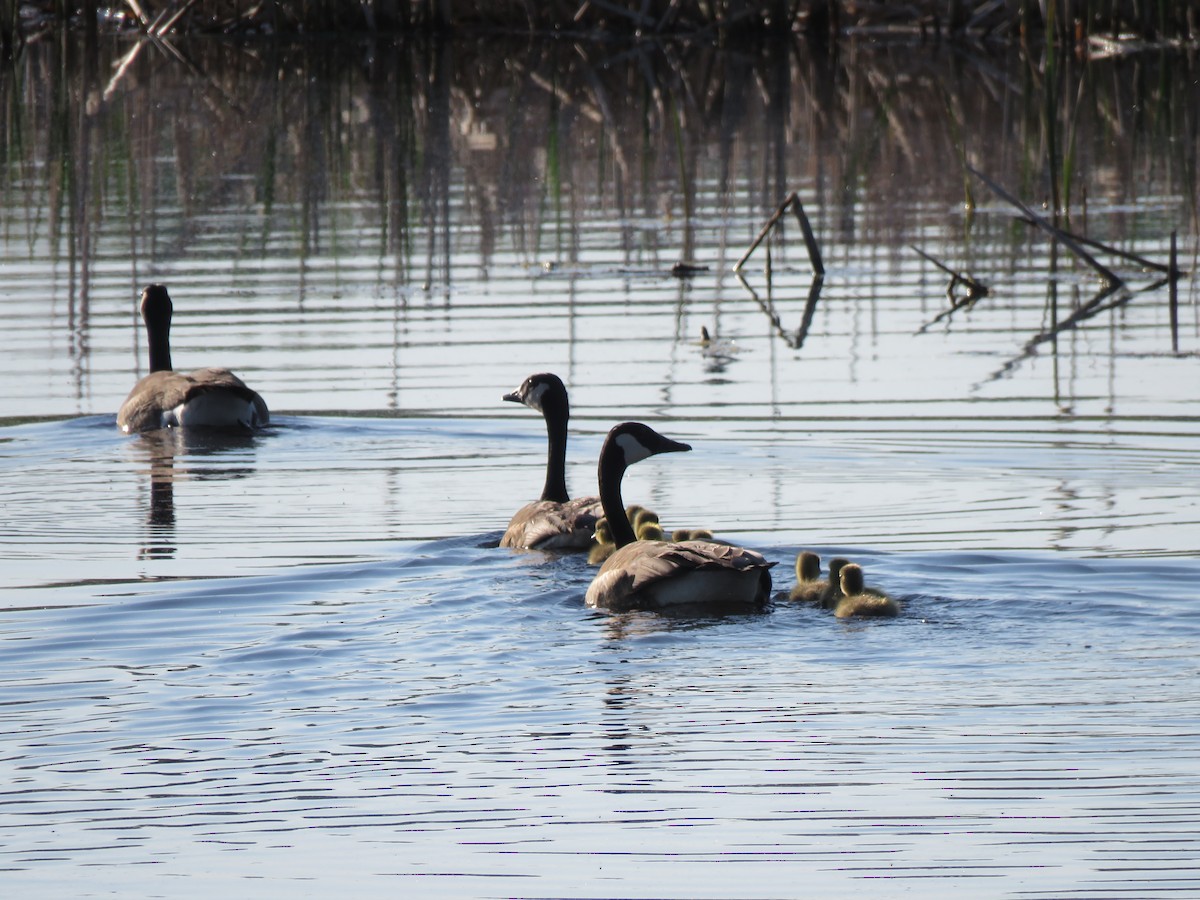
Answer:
2;32;1195;390
7;2;1196;40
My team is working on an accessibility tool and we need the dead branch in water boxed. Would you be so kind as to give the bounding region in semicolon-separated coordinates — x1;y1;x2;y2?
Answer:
967;166;1122;289
734;191;823;277
1169;230;1180;353
911;245;989;305
1016;217;1182;276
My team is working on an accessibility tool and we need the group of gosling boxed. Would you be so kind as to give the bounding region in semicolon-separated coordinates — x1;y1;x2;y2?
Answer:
118;285;899;618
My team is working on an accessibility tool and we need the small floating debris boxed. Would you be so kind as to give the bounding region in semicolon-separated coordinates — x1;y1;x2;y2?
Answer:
671;261;709;278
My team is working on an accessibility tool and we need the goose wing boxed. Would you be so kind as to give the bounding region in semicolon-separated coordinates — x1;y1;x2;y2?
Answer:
117;368;269;433
587;539;775;610
501;495;603;550
185;368;270;424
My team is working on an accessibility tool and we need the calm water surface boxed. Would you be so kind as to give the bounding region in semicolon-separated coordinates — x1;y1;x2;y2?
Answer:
1;31;1199;898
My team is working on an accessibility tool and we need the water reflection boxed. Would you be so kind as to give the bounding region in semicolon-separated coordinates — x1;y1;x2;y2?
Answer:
128;427;261;560
1;33;1195;422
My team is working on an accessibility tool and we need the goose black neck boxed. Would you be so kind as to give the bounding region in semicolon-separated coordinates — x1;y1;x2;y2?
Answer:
539;404;570;503
147;326;172;373
143;301;173;373
598;446;637;548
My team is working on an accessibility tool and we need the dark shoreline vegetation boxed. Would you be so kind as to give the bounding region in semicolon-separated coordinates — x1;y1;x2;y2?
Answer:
2;1;1197;49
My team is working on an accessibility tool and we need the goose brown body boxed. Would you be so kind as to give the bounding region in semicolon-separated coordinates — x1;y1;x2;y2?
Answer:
500;373;602;550
117;285;268;434
584;422;774;613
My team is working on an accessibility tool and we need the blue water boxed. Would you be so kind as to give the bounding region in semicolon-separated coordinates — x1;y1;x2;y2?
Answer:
2;416;1198;897
3;29;1200;897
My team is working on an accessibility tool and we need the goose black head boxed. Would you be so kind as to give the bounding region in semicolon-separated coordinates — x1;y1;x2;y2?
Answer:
140;284;173;329
604;421;691;471
503;372;568;415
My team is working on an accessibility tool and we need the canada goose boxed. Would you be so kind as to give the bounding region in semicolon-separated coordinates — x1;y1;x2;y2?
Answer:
117;284;269;434
833;563;901;618
584;422;775;612
500;372;603;550
788;550;828;602
588;516;665;565
817;557;852;609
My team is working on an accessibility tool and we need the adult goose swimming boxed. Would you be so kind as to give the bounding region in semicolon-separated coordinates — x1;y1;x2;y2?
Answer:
117;284;269;434
585;422;775;613
500;372;603;550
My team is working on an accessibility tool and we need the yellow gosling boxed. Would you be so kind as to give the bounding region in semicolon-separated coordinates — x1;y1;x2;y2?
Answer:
833;563;901;618
818;557;852;609
671;527;715;542
632;507;660;529
788;551;827;602
637;522;665;541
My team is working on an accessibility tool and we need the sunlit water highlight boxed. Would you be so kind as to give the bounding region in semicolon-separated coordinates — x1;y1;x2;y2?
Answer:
3;416;1200;897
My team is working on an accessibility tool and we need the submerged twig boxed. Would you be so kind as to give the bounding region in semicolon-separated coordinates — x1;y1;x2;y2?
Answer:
967;165;1122;288
983;280;1130;383
124;0;150;29
733;194;791;272
1017;217;1177;275
1169;230;1179;352
911;245;989;306
790;194;825;277
103;38;148;102
152;0;201;36
735;271;823;350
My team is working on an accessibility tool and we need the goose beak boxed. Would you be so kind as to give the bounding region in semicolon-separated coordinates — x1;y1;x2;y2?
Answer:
502;390;521;403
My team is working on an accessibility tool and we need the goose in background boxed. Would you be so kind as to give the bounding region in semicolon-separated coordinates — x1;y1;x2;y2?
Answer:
833;563;901;618
500;372;603;550
585;422;775;613
788;551;828;602
117;284;269;434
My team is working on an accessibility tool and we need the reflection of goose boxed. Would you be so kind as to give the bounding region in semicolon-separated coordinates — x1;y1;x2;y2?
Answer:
585;422;775;612
789;550;828;602
130;427;260;561
500;373;602;550
818;557;852;609
833;563;901;618
118;285;269;434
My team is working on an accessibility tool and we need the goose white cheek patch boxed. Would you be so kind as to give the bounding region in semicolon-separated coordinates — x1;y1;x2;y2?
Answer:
616;432;654;465
525;382;549;411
